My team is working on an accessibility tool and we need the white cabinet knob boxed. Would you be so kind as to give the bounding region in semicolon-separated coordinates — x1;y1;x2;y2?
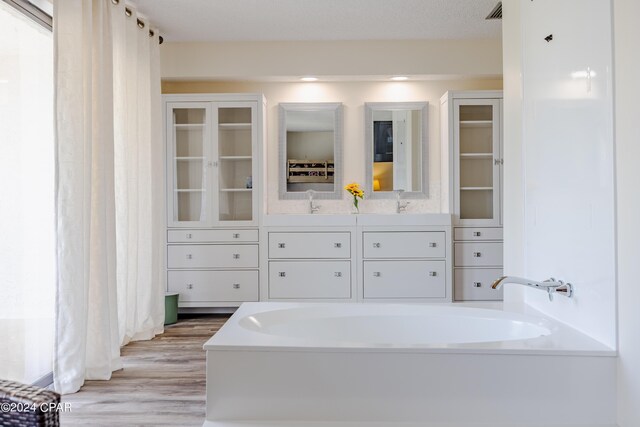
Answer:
473;252;482;258
186;254;193;260
278;272;286;277
186;283;193;290
473;282;482;288
429;271;437;277
232;253;240;259
186;233;192;239
429;242;437;248
334;272;342;278
233;283;240;289
373;272;381;277
278;243;286;248
233;233;240;239
473;231;481;237
334;243;342;248
373;243;381;248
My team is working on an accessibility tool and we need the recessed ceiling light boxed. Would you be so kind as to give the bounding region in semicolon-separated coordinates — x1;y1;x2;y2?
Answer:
301;77;318;82
391;76;409;81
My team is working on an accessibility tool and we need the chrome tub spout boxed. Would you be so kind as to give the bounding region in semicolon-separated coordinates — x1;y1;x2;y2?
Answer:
491;276;574;301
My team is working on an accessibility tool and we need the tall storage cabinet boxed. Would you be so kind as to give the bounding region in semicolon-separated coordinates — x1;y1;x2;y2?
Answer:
441;91;504;301
165;94;265;309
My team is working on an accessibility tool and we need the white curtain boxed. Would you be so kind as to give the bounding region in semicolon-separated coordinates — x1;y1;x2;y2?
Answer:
111;1;165;346
54;0;164;394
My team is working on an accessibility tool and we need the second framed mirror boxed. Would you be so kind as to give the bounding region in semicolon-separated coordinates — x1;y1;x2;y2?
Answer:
364;102;429;199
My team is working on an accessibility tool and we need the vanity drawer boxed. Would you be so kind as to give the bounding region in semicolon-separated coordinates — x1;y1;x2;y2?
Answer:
268;232;351;259
363;232;445;259
454;227;503;241
168;270;259;302
168;229;258;243
269;261;351;299
167;244;259;269
454;268;504;301
363;260;446;299
454;242;503;267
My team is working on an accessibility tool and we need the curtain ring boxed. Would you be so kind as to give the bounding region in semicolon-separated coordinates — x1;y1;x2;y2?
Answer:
125;8;132;17
137;19;145;29
111;0;119;4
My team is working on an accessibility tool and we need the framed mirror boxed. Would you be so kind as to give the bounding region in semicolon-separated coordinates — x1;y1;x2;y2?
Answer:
279;103;343;200
364;102;429;199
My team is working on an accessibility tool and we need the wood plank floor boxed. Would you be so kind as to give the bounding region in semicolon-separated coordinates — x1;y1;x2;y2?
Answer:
61;314;230;426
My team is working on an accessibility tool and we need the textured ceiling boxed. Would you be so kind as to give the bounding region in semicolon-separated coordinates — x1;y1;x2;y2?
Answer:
131;0;502;42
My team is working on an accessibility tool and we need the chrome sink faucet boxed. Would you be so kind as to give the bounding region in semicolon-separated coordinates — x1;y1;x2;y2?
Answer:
492;276;574;301
395;189;409;213
306;190;320;214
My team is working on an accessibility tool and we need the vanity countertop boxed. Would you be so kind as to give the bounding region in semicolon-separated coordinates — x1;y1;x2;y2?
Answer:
262;213;452;227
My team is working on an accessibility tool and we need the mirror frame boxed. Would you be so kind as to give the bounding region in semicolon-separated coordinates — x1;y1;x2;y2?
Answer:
364;101;429;199
278;102;344;200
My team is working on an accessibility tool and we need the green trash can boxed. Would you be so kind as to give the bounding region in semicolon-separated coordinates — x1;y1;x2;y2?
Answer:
165;293;179;325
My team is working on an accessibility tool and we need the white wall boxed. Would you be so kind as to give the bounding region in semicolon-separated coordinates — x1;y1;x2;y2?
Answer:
160;40;503;81
163;79;503;214
613;0;640;424
501;0;525;306
503;0;617;349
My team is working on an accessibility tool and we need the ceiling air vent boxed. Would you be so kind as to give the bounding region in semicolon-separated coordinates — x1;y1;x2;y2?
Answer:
486;2;502;20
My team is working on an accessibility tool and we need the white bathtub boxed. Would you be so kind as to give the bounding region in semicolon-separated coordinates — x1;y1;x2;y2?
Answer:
203;302;616;427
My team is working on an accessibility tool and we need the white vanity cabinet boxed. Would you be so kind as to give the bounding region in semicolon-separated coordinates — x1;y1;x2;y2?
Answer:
164;94;266;309
441;91;504;301
261;227;357;301
360;227;452;302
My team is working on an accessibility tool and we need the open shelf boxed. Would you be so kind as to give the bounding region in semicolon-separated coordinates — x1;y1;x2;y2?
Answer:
460;187;493;191
176;156;205;161
460;153;493;159
219;188;253;192
175;123;205;129
175;189;205;192
219;123;252;130
219;156;252;160
460;120;493;128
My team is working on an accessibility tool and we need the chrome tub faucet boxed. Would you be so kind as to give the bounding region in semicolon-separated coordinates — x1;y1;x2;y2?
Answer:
492;276;574;301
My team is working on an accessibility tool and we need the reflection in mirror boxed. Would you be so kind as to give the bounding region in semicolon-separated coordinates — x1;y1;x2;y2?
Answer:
279;103;343;200
365;102;428;199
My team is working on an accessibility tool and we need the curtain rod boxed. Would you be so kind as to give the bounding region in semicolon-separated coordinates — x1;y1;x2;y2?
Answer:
111;0;163;44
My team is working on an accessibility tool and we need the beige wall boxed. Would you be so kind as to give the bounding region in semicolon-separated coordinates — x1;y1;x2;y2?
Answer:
163;79;503;214
160;40;503;81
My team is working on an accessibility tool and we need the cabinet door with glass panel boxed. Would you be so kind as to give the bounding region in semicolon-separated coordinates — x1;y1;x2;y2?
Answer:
167;102;212;227
453;99;502;226
213;101;257;224
167;101;258;227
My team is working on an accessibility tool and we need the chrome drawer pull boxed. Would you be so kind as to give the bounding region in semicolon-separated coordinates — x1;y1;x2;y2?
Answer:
334;243;342;248
429;271;437;277
473;252;482;258
473;231;481;237
186;254;193;260
278;243;286;248
278;272;286;277
373;243;381;248
186;283;194;290
373;272;381;277
186;233;192;239
473;282;482;288
429;242;437;248
233;283;240;289
232;253;240;259
233;233;240;239
334;272;342;278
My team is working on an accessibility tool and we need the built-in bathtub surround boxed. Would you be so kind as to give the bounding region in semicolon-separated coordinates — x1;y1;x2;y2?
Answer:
162;79;503;215
203;302;616;427
504;0;616;349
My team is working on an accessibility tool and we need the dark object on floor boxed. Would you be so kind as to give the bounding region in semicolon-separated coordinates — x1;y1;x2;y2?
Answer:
0;379;61;426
